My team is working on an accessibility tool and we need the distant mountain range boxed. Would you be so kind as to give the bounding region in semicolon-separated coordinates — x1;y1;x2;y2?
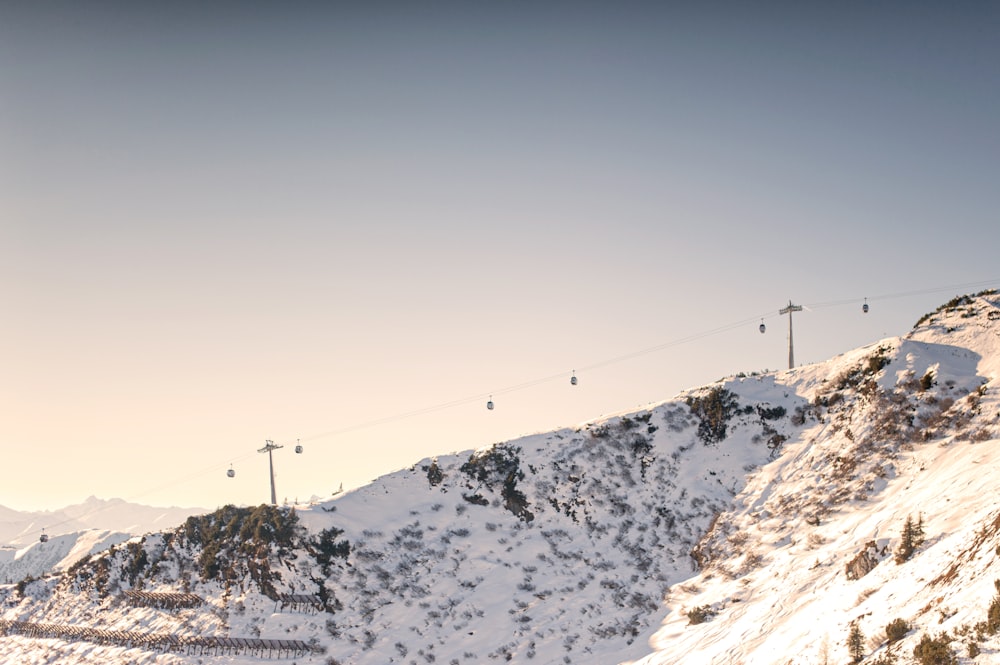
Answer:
0;495;206;546
0;497;207;584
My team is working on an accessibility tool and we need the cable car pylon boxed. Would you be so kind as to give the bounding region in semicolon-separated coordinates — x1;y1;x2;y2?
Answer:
258;440;284;505
779;300;803;369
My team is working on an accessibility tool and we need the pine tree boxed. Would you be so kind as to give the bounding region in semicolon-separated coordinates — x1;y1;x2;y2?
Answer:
914;513;925;547
848;621;865;663
818;634;831;665
987;579;1000;634
895;514;924;563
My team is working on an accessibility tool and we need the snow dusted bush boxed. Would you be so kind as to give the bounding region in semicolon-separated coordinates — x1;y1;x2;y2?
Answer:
685;387;740;445
460;444;534;522
312;526;351;569
178;504;302;597
828;345;891;393
912;633;956;665
424;459;445;486
686;604;715;625
886;617;911;643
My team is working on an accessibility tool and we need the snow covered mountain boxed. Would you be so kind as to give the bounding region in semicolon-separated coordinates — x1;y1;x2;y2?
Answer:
0;530;133;586
3;292;1000;665
0;497;207;585
0;496;207;546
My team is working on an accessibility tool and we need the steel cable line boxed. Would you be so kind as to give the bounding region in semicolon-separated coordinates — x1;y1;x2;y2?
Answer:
99;311;783;516
306;312;783;442
805;279;1000;311
278;277;1000;451
31;278;998;530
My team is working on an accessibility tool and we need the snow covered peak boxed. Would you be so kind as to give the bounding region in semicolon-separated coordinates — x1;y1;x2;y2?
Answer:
906;290;1000;383
908;290;1000;338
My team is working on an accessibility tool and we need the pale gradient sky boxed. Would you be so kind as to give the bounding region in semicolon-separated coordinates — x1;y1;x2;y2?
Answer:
3;2;998;511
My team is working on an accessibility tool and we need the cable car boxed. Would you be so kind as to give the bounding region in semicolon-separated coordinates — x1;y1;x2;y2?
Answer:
227;466;236;478
295;445;303;454
570;371;578;386
39;530;48;543
486;396;494;410
759;320;766;334
863;298;869;314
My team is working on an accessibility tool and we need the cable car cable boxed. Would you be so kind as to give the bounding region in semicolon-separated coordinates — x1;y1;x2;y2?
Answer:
43;277;997;519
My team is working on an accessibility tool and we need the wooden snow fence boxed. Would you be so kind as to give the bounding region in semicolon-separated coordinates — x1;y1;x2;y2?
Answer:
122;590;204;609
275;593;323;613
0;620;317;658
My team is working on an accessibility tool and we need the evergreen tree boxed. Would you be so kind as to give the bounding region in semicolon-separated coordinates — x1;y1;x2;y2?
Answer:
914;513;925;546
848;621;865;663
986;579;1000;634
895;514;925;563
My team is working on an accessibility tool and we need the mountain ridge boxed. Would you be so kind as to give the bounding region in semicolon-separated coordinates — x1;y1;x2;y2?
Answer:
0;496;207;547
0;497;208;588
3;292;1000;664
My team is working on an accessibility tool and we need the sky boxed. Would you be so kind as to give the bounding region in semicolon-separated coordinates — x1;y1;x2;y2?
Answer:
2;1;999;512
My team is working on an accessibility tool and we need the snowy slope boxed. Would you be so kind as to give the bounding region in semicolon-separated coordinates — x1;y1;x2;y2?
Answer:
2;292;1000;665
634;292;1000;665
0;531;133;585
